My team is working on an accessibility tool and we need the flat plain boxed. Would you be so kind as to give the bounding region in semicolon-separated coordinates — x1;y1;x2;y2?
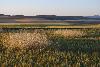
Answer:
0;19;100;67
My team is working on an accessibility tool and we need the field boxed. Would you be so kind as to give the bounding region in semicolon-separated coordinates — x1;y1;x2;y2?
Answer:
0;21;100;67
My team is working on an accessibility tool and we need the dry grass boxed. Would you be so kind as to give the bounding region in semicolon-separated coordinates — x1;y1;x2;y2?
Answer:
47;24;100;29
52;29;86;38
0;29;48;49
0;28;100;66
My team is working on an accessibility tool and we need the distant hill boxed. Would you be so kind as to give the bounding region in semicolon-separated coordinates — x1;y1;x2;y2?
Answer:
0;14;100;20
85;15;100;19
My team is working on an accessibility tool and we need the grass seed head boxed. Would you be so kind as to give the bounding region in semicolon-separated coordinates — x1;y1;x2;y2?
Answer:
0;29;48;49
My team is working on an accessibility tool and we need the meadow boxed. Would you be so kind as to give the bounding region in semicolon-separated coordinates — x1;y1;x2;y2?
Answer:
0;23;100;67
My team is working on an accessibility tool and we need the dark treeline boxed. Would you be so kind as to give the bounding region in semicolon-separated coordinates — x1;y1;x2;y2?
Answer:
0;14;88;20
1;14;100;20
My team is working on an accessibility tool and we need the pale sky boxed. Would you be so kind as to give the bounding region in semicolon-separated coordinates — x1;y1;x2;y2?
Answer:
0;0;100;16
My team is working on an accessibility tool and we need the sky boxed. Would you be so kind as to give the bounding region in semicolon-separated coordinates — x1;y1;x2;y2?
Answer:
0;0;100;16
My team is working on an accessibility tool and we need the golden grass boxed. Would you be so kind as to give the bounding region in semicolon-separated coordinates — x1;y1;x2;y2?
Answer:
52;29;86;38
47;24;100;28
0;29;48;48
0;23;100;28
